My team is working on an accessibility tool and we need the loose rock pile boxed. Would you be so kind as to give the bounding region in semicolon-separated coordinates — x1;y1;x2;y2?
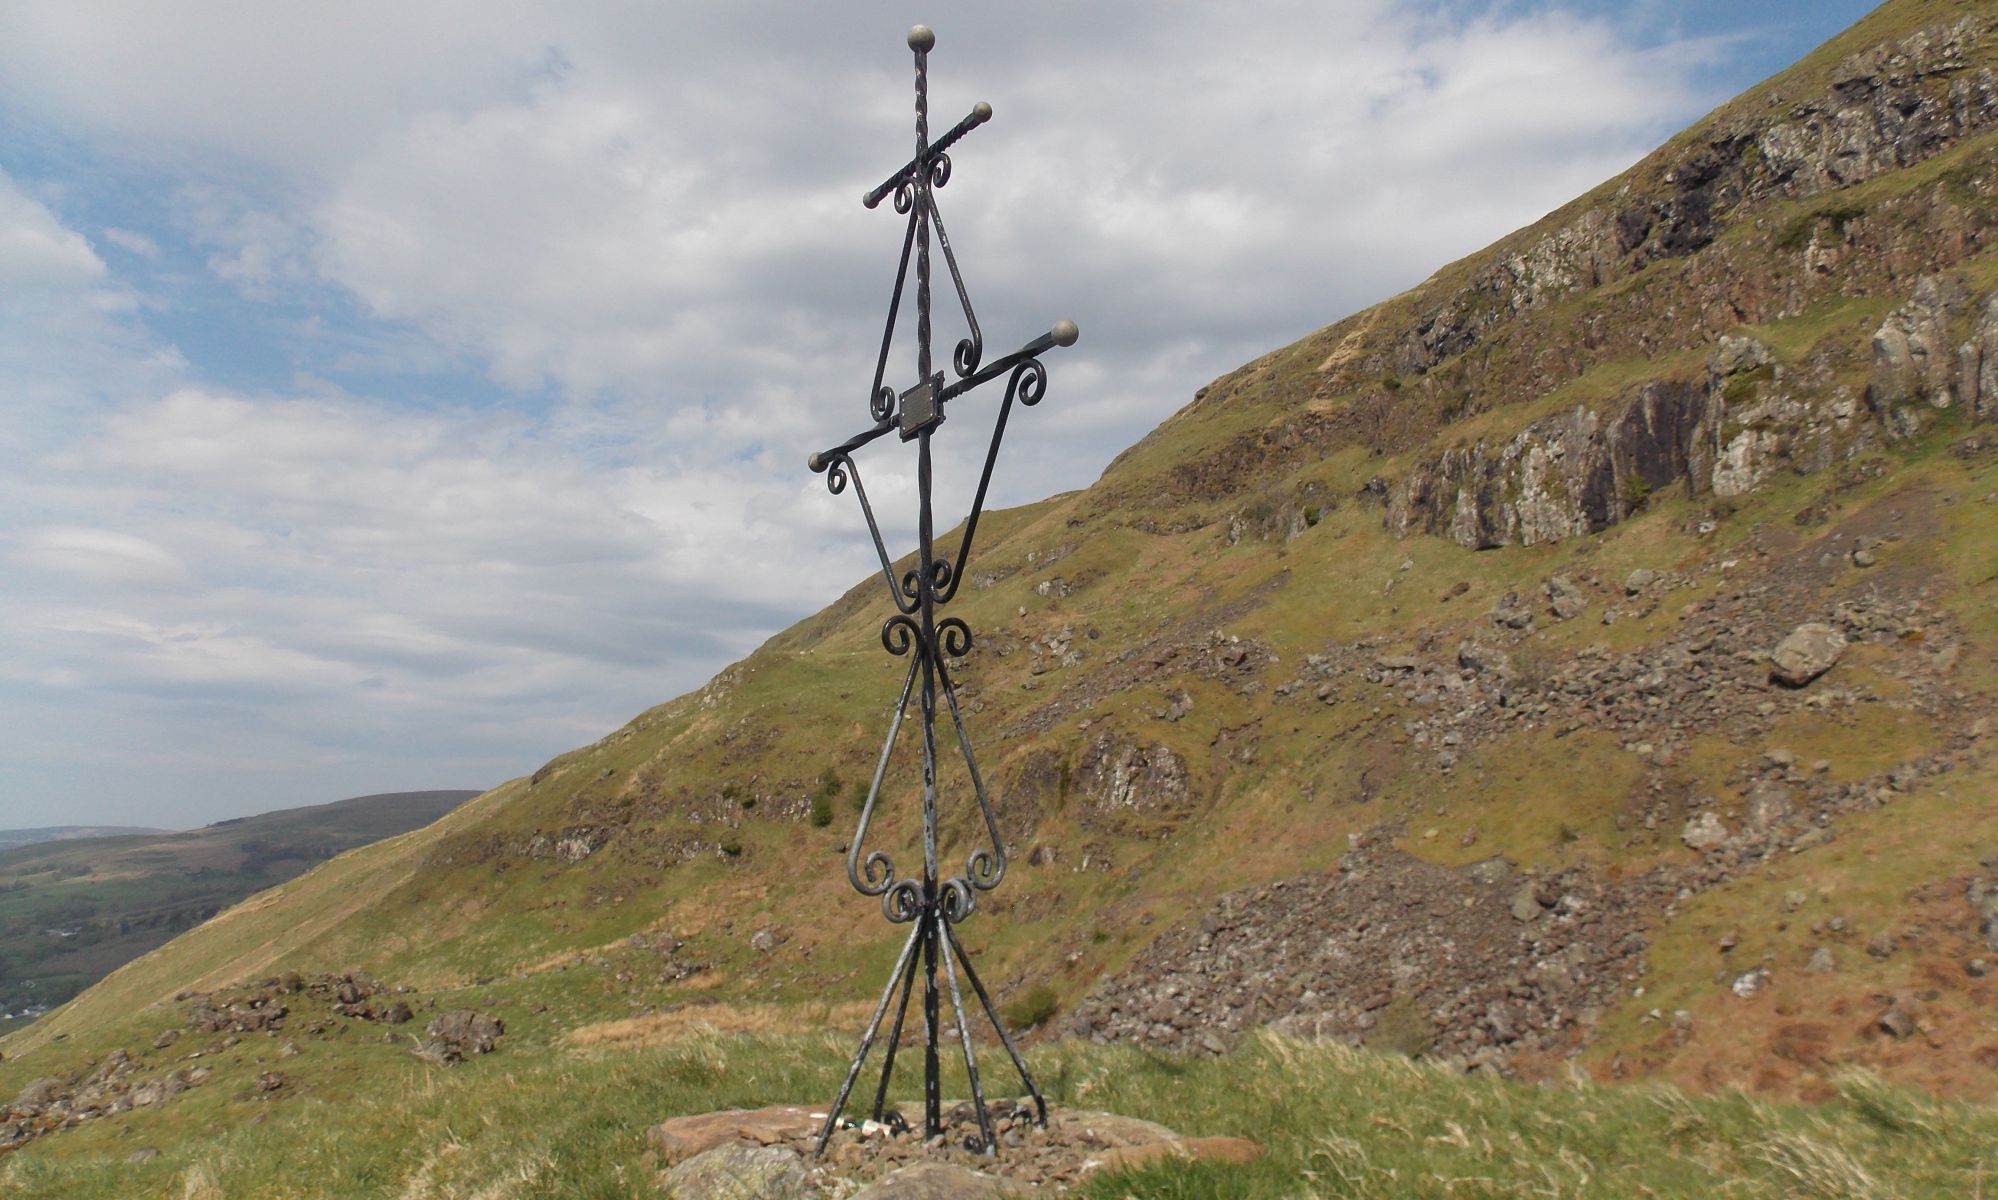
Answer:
174;972;501;1064
2;971;507;1159
1;1051;212;1157
1063;835;1653;1069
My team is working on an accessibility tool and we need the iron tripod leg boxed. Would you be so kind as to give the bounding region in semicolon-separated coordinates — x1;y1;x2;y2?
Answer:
813;901;1048;1157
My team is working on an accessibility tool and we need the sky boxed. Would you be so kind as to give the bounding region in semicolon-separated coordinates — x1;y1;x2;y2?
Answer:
0;0;1879;830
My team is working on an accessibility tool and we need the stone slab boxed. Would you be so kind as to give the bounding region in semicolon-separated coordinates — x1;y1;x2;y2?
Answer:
650;1104;823;1166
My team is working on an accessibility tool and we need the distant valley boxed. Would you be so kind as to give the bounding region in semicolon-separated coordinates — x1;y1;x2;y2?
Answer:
0;791;476;1023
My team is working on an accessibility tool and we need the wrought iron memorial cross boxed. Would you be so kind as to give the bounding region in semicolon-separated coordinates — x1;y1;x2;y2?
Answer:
806;23;1077;1155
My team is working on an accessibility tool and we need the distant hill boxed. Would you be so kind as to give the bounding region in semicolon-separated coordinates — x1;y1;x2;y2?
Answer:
0;826;166;852
0;790;476;1019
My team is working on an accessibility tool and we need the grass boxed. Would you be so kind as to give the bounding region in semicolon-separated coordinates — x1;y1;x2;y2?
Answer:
5;1026;1994;1199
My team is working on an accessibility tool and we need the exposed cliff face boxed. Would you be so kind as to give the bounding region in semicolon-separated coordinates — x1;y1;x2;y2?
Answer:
1870;274;1998;434
1385;260;1998;552
1385;378;1710;549
1127;16;1998;549
1374;15;1998;386
1332;11;1998;554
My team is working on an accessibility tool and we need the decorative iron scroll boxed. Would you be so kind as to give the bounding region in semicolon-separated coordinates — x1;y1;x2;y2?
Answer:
805;23;1077;1155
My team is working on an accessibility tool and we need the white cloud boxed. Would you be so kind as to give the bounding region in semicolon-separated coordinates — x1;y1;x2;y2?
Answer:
100;227;160;258
13;527;189;585
0;1;1785;826
0;171;106;287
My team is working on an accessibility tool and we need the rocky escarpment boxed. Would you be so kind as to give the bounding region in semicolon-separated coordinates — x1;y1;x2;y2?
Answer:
1140;14;1998;542
1367;14;1998;385
1386;269;1998;549
1870;275;1998;435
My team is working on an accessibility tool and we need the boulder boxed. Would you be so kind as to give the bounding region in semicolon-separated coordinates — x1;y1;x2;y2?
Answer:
1711;335;1771;377
1624;568;1658;595
1509;884;1544;923
414;1010;503;1065
12;1078;62;1112
1769;623;1846;687
1545;575;1588;621
1682;812;1729;851
660;1142;810;1200
649;1105;822;1166
848;1162;1022;1199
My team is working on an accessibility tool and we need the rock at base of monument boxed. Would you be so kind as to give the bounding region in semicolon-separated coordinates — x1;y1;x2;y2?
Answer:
650;1104;824;1165
662;1141;811;1200
848;1161;1026;1198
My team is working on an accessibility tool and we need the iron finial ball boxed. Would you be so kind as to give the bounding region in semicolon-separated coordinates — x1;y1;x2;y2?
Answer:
972;101;992;122
908;25;935;52
1052;318;1079;347
808;451;825;473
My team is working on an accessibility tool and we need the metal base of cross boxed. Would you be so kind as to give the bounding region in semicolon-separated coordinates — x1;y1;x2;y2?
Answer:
814;896;1047;1156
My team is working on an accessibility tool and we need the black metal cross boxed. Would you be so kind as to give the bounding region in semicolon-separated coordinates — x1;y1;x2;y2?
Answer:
806;23;1077;1155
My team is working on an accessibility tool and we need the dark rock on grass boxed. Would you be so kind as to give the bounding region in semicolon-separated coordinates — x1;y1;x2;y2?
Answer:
414;1009;504;1065
1877;1004;1918;1040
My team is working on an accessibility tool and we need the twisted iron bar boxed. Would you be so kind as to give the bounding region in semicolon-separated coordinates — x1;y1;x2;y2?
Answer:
806;24;1076;1156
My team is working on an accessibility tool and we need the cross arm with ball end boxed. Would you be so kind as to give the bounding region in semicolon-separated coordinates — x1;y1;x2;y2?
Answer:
805;23;1080;1158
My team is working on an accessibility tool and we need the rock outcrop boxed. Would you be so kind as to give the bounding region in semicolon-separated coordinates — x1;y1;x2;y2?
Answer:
1373;15;1998;385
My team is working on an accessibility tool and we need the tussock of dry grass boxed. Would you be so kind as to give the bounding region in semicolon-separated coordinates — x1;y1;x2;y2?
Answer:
565;1000;869;1049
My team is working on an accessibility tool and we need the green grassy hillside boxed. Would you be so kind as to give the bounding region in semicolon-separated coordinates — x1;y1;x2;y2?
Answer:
5;1;1998;1193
